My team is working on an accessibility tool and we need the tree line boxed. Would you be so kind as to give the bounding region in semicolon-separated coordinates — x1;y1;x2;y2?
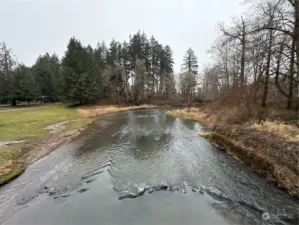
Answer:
202;0;298;110
0;31;182;106
4;0;293;111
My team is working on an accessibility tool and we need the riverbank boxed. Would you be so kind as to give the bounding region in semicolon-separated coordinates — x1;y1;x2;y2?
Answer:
77;104;156;117
0;104;156;185
167;107;299;198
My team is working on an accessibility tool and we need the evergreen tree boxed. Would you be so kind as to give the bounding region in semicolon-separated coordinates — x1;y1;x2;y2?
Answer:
32;53;62;101
8;65;38;105
1;32;177;105
107;39;118;66
182;47;198;74
149;36;160;94
0;42;16;104
94;41;107;70
133;59;146;104
62;37;100;104
180;48;198;103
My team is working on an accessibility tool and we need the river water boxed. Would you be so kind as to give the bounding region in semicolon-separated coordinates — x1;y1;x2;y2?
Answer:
0;109;298;225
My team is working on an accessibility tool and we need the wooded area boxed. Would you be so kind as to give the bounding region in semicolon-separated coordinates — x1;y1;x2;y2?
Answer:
0;32;178;106
0;0;298;111
203;0;298;111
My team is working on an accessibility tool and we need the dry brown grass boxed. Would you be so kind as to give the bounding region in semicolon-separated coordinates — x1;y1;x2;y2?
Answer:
206;132;299;197
168;103;299;198
0;159;24;185
77;104;156;117
249;120;299;143
167;107;217;125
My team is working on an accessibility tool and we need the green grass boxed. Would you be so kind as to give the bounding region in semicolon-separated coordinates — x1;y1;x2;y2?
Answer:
0;104;94;186
0;167;24;185
0;104;81;142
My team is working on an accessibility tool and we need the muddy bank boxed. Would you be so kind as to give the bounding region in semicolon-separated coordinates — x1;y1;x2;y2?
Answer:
0;126;89;186
167;107;299;198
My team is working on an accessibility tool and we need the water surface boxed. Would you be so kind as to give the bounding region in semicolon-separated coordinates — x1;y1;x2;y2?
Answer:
0;109;298;225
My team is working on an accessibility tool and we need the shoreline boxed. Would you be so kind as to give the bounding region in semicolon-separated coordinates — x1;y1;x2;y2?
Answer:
167;107;299;199
0;104;156;186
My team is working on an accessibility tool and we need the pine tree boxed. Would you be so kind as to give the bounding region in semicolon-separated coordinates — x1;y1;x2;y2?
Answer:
0;42;16;104
32;53;62;102
180;48;198;103
62;37;100;104
133;58;146;104
8;65;38;105
107;39;118;66
158;45;174;96
182;47;198;74
94;41;107;70
149;36;160;95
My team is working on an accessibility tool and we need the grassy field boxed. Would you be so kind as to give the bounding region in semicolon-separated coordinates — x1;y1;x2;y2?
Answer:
0;104;93;185
0;104;91;142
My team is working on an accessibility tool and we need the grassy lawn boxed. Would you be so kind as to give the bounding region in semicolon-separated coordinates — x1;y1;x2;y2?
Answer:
0;104;93;185
0;104;88;142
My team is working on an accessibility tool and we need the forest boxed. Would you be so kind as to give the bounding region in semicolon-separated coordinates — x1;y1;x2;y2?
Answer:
0;0;298;112
203;0;298;111
0;32;181;106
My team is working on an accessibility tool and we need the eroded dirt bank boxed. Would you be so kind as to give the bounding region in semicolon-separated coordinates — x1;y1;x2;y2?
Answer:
167;107;299;198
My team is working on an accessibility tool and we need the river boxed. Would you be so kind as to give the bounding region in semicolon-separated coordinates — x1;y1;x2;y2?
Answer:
0;109;298;225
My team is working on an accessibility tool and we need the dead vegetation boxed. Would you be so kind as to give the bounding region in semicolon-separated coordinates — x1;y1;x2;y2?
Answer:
249;120;299;143
77;104;156;117
167;87;299;198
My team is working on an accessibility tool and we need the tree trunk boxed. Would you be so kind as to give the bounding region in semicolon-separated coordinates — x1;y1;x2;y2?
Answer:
11;99;16;106
295;0;299;80
240;17;246;86
287;38;296;109
295;0;299;109
261;29;273;107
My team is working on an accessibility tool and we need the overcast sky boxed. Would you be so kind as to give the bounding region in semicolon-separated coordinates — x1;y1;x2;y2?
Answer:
1;0;244;72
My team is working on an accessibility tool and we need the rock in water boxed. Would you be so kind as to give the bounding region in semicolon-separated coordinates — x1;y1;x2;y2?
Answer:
78;188;90;193
192;187;199;192
192;186;204;194
48;188;56;196
118;192;138;200
60;193;70;198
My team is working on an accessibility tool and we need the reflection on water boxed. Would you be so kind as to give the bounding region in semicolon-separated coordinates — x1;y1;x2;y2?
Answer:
1;109;298;225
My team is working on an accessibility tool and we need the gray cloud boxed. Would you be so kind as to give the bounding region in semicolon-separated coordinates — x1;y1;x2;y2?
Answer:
1;0;242;72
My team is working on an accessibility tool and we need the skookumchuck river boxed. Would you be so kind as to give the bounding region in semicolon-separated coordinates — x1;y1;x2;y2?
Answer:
0;109;298;225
